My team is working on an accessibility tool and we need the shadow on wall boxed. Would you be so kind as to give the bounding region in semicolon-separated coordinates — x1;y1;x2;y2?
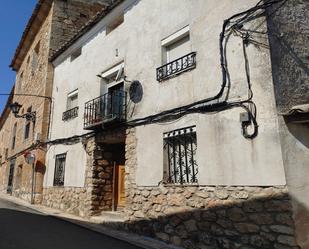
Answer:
285;120;309;149
94;190;302;249
282;119;309;249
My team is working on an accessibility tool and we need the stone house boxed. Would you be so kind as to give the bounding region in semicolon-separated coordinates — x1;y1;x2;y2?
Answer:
0;89;15;192
0;0;108;203
43;0;308;248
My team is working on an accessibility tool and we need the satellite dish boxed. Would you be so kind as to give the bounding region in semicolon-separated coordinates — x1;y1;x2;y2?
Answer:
129;80;143;104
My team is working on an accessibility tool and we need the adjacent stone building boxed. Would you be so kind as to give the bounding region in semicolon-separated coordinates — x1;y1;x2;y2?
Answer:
0;0;107;203
43;0;307;248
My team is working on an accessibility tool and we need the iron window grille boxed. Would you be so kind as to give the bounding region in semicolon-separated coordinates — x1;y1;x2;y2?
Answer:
53;153;66;186
157;52;197;81
163;126;198;184
62;107;79;121
84;90;127;130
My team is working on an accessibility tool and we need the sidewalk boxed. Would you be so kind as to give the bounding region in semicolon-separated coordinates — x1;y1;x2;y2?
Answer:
0;193;183;249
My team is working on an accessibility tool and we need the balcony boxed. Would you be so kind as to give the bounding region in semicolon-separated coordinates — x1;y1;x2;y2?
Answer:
156;52;197;82
62;107;79;121
84;91;127;130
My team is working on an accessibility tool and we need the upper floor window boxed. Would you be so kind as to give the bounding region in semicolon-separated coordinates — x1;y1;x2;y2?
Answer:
157;26;196;81
67;90;78;110
32;41;40;73
70;47;82;61
106;12;124;34
162;30;190;64
16;72;24;94
163;126;198;184
11;123;17;150
63;90;79;121
24;106;32;140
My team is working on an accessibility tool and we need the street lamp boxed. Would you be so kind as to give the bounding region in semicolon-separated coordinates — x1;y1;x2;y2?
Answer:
9;102;36;122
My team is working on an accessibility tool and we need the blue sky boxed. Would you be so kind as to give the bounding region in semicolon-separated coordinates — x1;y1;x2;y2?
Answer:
0;1;37;113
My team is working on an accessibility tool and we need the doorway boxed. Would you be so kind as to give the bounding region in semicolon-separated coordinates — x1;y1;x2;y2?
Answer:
114;164;126;209
7;159;15;194
102;142;126;211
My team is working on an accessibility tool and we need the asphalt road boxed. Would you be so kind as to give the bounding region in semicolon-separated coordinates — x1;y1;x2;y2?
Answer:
0;198;142;249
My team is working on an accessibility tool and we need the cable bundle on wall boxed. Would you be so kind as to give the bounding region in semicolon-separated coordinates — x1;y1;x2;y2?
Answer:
126;0;287;139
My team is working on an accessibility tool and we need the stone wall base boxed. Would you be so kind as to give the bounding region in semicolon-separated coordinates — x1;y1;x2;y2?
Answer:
13;190;42;204
42;187;89;217
121;185;300;249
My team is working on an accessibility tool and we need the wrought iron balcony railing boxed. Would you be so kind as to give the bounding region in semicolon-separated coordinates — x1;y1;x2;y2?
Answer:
62;106;79;121
84;91;127;130
156;52;197;82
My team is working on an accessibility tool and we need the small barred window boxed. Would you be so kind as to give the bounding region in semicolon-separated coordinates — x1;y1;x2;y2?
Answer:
53;153;66;186
163;126;198;184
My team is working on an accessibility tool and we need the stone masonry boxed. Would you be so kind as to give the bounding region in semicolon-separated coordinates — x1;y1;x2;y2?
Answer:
42;135;115;217
123;128;300;249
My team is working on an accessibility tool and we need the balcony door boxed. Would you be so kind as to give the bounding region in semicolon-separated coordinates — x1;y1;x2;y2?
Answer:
107;83;124;120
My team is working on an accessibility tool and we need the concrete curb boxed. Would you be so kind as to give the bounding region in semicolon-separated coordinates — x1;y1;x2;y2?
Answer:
0;193;183;249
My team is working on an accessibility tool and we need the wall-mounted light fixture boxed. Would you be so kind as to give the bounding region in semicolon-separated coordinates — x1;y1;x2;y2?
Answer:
9;102;36;122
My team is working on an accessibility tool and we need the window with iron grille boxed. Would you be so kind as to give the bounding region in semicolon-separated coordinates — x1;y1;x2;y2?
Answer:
53;153;66;186
163;126;198;184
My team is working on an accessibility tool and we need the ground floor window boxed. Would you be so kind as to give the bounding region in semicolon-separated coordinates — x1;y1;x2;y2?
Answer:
163;126;198;184
53;153;66;186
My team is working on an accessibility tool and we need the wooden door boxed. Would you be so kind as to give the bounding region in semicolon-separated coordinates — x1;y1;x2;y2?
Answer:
117;165;126;208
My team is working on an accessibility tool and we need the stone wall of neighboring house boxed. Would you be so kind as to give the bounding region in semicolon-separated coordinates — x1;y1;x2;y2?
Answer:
49;0;106;56
267;0;309;113
2;7;55;203
123;129;299;249
267;1;309;247
0;98;14;194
